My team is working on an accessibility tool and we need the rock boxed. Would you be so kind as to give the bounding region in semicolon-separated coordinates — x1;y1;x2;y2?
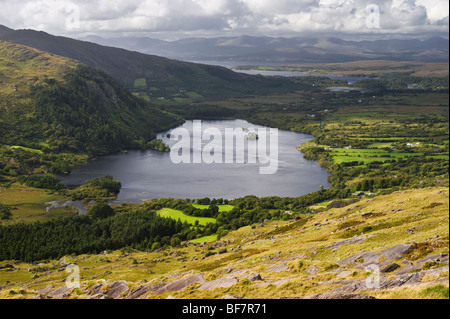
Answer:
401;259;413;267
379;244;413;264
326;236;366;249
31;294;52;299
105;281;129;299
48;286;72;299
301;292;376;300
37;285;54;295
381;263;400;273
88;293;110;299
218;249;227;254
198;277;239;291
128;282;166;299
268;262;289;272
58;258;70;268
221;294;243;299
336;271;353;278
305;267;319;275
153;273;206;295
248;273;263;282
337;251;381;268
422;265;449;277
380;272;423;289
337;244;413;268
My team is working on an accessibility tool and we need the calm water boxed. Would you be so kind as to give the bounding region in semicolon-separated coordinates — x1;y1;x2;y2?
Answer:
187;60;368;85
58;120;330;203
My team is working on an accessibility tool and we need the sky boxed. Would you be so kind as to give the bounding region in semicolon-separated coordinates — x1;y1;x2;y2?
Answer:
0;0;448;40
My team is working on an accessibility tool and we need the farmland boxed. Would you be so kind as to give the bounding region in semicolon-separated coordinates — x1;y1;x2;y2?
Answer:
157;208;217;226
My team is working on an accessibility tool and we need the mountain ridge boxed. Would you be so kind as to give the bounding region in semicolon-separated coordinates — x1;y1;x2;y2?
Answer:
78;34;450;63
0;25;298;98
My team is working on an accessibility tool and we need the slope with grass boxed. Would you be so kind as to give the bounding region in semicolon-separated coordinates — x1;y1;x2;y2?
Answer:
0;40;184;186
157;208;217;226
0;187;447;299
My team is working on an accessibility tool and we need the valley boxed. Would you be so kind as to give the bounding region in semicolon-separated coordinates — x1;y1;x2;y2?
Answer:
0;26;448;300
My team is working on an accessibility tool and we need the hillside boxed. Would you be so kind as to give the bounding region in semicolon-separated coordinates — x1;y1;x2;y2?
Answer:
0;25;298;99
0;40;182;175
0;187;448;299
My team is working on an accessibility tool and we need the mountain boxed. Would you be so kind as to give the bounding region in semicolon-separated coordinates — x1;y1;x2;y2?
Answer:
0;40;182;155
0;26;297;99
81;34;449;64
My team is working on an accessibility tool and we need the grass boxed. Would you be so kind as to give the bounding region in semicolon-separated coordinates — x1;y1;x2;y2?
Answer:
190;235;218;243
192;204;235;212
0;183;76;224
9;146;42;154
133;78;147;88
0;187;448;299
157;208;216;226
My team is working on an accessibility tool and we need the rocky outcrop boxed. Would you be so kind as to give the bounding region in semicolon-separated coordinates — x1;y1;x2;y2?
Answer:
337;243;413;269
302;292;376;300
198;277;239;291
268;262;290;272
152;273;206;295
326;236;366;249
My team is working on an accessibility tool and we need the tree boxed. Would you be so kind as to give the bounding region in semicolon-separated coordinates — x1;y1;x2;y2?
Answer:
0;204;12;220
88;203;115;219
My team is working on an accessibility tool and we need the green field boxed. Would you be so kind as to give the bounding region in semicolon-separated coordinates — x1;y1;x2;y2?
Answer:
190;235;218;243
133;78;147;88
157;208;216;226
330;148;423;164
192;204;234;212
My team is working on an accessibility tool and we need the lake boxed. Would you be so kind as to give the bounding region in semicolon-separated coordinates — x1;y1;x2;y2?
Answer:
187;60;368;85
57;120;330;204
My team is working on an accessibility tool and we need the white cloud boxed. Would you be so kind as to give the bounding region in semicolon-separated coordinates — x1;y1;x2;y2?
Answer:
0;0;447;38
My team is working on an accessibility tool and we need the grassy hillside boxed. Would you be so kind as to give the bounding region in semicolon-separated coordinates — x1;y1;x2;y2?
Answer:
0;187;447;299
0;41;182;175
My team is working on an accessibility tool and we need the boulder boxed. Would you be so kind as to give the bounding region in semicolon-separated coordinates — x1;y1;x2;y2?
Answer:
381;263;400;273
248;273;263;282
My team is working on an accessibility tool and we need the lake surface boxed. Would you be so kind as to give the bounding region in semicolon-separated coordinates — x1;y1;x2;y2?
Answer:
58;120;330;203
187;60;368;84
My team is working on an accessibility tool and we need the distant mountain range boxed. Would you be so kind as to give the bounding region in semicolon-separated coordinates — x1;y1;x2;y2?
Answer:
78;34;449;64
0;25;297;98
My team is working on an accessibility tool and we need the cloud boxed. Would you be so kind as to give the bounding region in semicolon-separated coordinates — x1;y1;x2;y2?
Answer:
0;0;447;38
